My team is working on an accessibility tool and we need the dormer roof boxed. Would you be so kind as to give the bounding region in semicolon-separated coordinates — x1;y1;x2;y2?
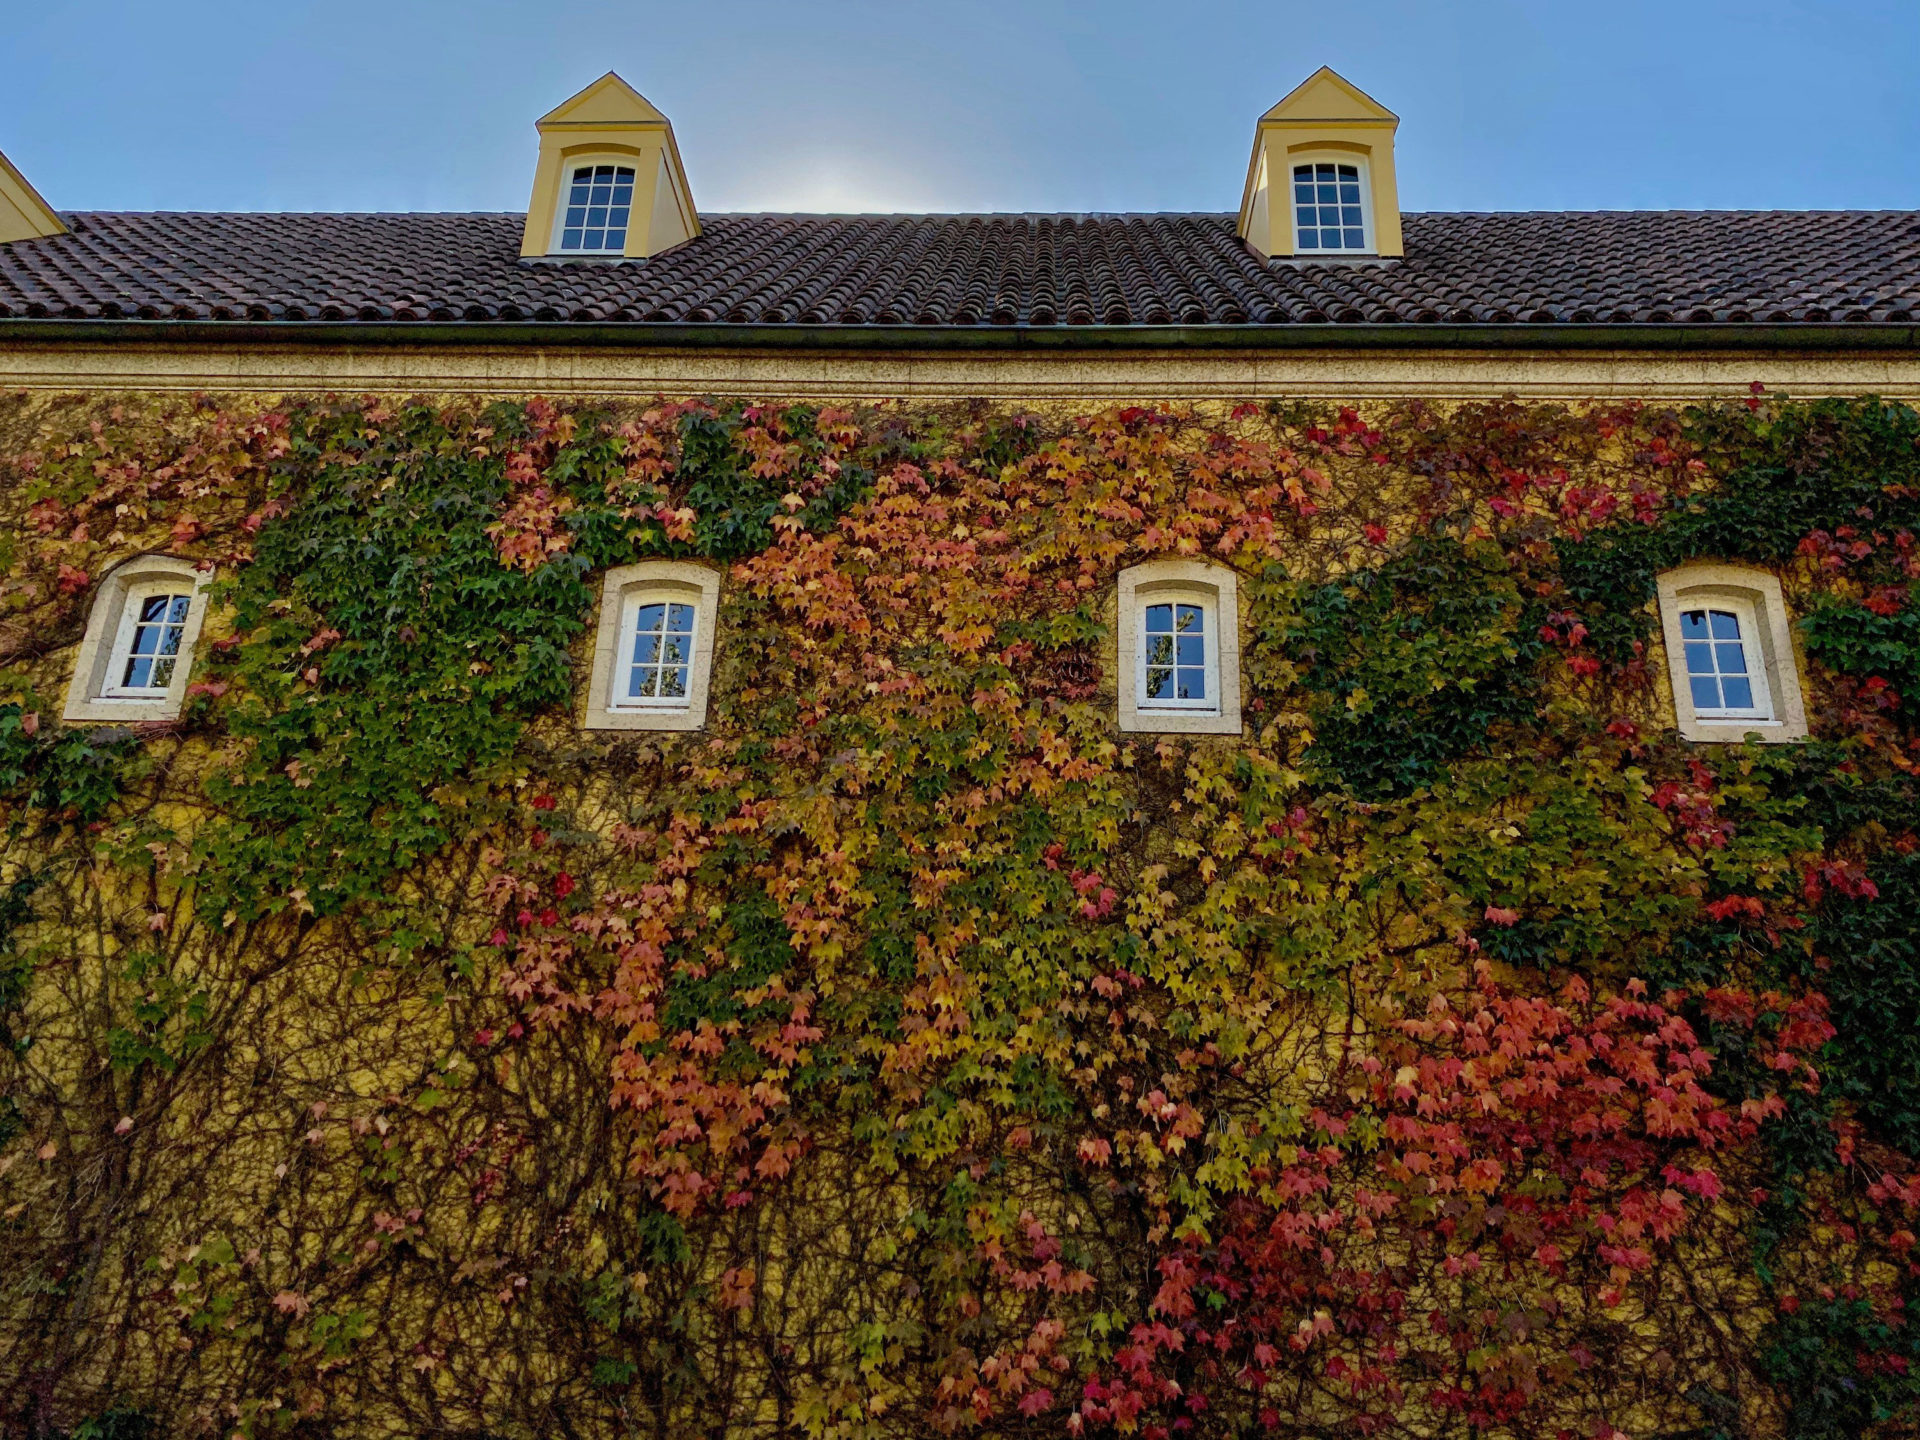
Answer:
0;147;65;244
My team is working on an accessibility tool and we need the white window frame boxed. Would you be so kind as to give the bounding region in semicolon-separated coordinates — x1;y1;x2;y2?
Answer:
1135;590;1220;714
549;157;641;256
1288;153;1373;256
1676;594;1773;722
63;555;214;724
611;590;702;712
99;579;197;699
1655;563;1808;743
583;561;721;732
1115;560;1243;736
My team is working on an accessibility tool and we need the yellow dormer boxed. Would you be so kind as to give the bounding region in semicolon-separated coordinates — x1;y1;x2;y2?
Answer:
1237;67;1402;260
0;146;66;244
520;73;700;261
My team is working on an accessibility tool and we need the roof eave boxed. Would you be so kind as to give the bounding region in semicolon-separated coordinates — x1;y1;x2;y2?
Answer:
1;319;1918;352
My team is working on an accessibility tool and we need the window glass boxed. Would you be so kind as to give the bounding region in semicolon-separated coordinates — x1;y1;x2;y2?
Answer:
1142;601;1209;704
1293;162;1367;251
625;600;697;703
1681;608;1763;715
118;592;191;691
560;164;636;252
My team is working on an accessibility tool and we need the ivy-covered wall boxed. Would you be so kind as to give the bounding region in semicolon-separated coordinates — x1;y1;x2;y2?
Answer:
2;388;1919;1440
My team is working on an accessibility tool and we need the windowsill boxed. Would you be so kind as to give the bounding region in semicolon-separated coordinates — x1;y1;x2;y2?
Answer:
1268;254;1393;267
522;254;640;267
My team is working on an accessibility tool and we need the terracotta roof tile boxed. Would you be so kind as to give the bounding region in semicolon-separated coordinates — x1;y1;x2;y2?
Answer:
1;209;1916;330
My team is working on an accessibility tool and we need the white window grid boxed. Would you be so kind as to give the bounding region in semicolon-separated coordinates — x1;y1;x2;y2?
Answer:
1292;160;1369;253
614;594;698;708
1137;593;1218;711
556;162;636;253
102;584;194;698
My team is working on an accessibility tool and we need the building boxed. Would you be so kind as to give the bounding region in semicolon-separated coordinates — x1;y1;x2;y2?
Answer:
4;69;1920;1440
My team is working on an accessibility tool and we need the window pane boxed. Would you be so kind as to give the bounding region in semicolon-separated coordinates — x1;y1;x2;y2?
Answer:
632;668;659;698
156;626;183;656
1146;635;1174;667
562;229;583;249
1690;675;1721;710
1338;165;1358;179
1684;641;1714;675
662;636;688;667
151;657;176;688
1343;229;1366;248
1715;642;1748;675
634;603;665;631
139;594;170;622
1680;611;1708;640
604;229;626;249
130;625;159;655
167;595;192;623
633;632;662;666
1144;604;1173;633
123;656;152;688
1175;604;1203;633
1176;635;1204;667
1177;668;1207;701
1145;667;1173;699
1721;676;1754;709
1709;611;1741;640
661;666;688;699
668;603;696;632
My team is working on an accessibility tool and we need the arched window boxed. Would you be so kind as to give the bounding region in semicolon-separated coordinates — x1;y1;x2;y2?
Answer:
1292;160;1368;253
63;555;213;723
1655;564;1808;742
1115;560;1243;735
584;561;721;731
555;162;637;253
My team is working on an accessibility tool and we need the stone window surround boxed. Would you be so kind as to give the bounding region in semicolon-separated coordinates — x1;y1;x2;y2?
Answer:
1655;562;1808;744
1115;559;1244;735
62;554;214;725
583;560;721;732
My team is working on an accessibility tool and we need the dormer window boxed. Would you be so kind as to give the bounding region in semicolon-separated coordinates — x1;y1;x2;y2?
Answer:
556;162;636;253
1293;161;1368;252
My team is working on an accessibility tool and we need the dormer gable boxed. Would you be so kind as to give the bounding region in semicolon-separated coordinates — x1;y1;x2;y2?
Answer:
0;146;66;244
520;73;700;261
1237;67;1403;260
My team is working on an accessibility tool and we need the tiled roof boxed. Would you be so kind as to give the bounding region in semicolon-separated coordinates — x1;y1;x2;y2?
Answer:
1;209;1917;330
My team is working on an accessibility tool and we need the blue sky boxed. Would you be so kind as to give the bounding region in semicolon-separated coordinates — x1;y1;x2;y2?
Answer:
5;0;1917;216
